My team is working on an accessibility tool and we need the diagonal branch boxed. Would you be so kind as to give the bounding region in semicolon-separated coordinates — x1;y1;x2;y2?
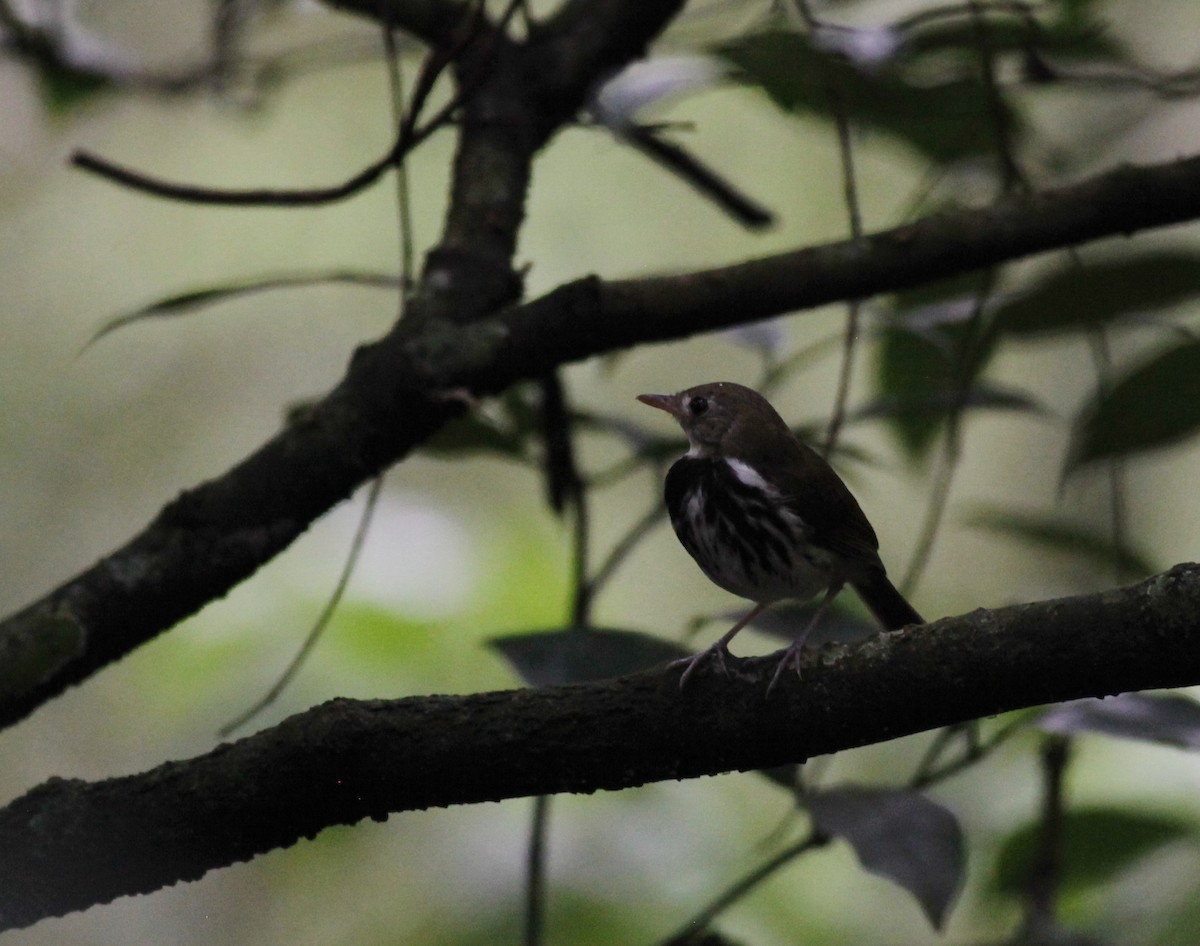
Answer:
3;564;1199;931
5;152;1200;732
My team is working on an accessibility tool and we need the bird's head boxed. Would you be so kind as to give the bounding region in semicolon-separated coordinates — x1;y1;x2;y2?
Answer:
637;381;790;458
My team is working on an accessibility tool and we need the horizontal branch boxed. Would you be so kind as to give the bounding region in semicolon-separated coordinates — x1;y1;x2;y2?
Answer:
486;153;1200;372
3;564;1199;931
4;153;1200;732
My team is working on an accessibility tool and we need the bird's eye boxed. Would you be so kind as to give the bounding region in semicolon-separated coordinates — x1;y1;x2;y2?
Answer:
688;396;708;416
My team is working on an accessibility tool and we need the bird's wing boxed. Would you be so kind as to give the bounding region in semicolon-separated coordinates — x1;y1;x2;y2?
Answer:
768;440;885;573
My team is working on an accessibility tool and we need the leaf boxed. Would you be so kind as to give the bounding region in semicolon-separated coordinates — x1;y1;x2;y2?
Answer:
873;273;1005;457
488;627;688;687
38;64;111;113
716;30;1021;162
1068;338;1200;471
723;601;879;647
990;807;1194;899
856;383;1044;423
807;787;965;929
874;326;955;457
964;507;1156;577
85;270;400;347
901;9;1122;67
422;413;529;459
1038;693;1200;749
872;340;1028;457
423;386;540;460
992;254;1200;337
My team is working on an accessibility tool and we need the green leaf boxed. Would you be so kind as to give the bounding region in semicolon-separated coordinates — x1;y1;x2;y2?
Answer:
964;506;1155;577
873;272;1005;457
991;807;1195;899
992;254;1200;337
1068;338;1200;471
1039;693;1200;749
808;787;965;929
488;627;688;687
38;63;111;114
875;326;954;458
716;30;1021;162
902;10;1122;66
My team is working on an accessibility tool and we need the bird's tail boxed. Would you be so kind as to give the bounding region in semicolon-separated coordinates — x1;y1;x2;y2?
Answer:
851;571;924;630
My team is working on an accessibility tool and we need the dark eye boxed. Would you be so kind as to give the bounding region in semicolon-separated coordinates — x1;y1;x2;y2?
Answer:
688;396;708;416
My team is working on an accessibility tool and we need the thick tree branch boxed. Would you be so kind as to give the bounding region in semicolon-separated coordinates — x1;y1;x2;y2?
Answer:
0;0;693;731
322;0;472;47
5;153;1200;732
3;564;1199;931
487;154;1200;371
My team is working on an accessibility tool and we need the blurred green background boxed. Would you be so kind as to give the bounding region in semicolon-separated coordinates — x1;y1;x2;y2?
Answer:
5;1;1200;944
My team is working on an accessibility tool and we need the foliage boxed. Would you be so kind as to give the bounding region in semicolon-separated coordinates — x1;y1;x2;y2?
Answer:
5;0;1200;944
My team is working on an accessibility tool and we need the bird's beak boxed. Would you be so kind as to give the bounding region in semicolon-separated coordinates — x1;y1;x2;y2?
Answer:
636;392;686;421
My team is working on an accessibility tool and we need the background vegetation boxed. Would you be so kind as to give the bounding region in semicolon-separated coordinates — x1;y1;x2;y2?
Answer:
4;0;1200;944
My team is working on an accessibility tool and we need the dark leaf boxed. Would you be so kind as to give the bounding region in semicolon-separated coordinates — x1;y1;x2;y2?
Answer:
727;601;879;647
901;10;1121;66
964;507;1156;577
1038;693;1200;749
872;339;1023;457
875;326;954;458
488;627;688;687
856;383;1045;422
717;30;1022;162
424;386;540;460
85;270;400;346
874;272;1003;457
992;254;1200;337
422;413;529;459
1068;338;1200;471
807;787;965;929
758;764;803;792
991;807;1194;898
39;63;111;113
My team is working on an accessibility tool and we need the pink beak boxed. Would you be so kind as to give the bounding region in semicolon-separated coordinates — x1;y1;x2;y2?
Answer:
636;392;686;421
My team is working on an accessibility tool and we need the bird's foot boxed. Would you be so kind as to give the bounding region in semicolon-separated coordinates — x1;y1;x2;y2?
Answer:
669;642;732;689
766;642;805;697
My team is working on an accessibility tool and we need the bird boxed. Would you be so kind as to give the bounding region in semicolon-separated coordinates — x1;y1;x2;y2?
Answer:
637;381;923;692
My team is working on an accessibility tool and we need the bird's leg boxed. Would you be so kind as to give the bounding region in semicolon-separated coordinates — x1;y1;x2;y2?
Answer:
671;601;770;689
766;582;843;697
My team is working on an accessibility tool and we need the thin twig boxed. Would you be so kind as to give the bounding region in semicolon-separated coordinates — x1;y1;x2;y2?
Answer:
822;87;865;458
585;499;665;603
898;271;996;594
969;1;1027;191
382;18;416;299
1086;328;1131;584
1022;736;1071;935
218;476;384;737
70;0;499;207
618;126;774;230
525;795;550;946
658;831;828;945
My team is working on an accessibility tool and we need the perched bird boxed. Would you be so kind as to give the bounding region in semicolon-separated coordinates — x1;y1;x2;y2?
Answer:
637;381;922;692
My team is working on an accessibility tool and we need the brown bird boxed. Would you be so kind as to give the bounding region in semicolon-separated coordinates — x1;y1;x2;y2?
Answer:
638;381;922;692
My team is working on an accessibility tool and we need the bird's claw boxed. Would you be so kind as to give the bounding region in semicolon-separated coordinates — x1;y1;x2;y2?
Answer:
670;644;731;689
766;643;804;697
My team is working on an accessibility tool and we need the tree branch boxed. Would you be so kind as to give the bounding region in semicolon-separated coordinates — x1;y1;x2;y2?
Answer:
5;153;1200;732
3;564;1199;931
